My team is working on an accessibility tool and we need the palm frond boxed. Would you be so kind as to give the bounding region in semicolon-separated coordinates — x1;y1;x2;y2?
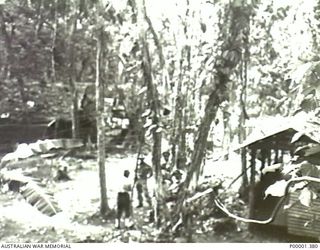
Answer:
20;182;61;216
0;170;61;217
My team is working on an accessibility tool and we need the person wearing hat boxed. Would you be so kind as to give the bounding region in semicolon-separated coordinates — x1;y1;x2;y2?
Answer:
161;150;171;182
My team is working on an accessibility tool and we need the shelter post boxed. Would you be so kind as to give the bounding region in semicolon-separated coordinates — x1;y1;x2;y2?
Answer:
248;147;256;220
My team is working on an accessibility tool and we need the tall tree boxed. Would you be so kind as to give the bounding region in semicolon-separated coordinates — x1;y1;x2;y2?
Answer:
171;4;190;172
171;0;251;234
50;0;57;82
0;2;13;79
238;4;251;193
95;1;109;215
135;0;163;226
66;0;79;139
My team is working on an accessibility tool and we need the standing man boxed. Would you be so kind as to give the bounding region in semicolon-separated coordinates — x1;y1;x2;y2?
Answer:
136;157;152;208
116;169;133;229
161;150;171;181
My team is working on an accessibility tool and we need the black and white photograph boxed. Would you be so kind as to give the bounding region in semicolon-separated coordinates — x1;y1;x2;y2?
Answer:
0;0;320;245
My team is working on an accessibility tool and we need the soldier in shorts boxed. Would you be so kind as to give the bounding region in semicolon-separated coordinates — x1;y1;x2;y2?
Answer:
116;170;133;229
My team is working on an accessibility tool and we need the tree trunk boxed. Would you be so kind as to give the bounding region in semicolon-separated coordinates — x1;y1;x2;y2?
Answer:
172;1;249;232
189;81;228;188
171;10;190;171
50;0;57;82
177;46;189;171
96;28;109;215
239;60;248;188
143;32;163;227
0;6;13;79
171;74;229;234
71;89;79;139
136;0;163;226
171;49;185;171
16;77;31;128
248;148;256;230
67;2;79;139
34;0;43;39
239;8;251;189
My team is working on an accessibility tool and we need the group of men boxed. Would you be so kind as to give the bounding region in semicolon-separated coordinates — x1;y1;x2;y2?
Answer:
116;150;186;229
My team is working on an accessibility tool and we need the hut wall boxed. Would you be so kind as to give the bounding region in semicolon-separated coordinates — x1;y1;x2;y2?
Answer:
288;192;320;239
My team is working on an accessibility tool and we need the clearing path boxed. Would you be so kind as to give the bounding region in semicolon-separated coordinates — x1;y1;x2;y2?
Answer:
0;153;158;243
0;152;316;243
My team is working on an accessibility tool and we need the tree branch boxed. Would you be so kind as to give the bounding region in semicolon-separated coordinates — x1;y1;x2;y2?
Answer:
186;187;214;203
143;11;165;68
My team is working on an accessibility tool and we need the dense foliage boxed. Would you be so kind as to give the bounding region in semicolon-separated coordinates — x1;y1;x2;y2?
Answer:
0;0;320;242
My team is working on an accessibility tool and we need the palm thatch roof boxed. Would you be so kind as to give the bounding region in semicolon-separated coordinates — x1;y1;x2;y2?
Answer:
237;114;320;151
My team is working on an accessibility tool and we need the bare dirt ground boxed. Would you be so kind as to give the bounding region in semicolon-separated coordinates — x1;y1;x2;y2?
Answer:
0;152;164;243
0;152;317;243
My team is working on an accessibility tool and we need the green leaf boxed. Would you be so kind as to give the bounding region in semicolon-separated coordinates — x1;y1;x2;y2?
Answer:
1;170;61;216
138;86;147;95
261;163;282;175
304;145;320;157
291;131;305;143
20;181;61;216
200;22;206;33
155;127;162;133
291;181;308;192
143;118;153;128
300;163;320;177
141;109;152;118
298;188;314;207
264;179;287;198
